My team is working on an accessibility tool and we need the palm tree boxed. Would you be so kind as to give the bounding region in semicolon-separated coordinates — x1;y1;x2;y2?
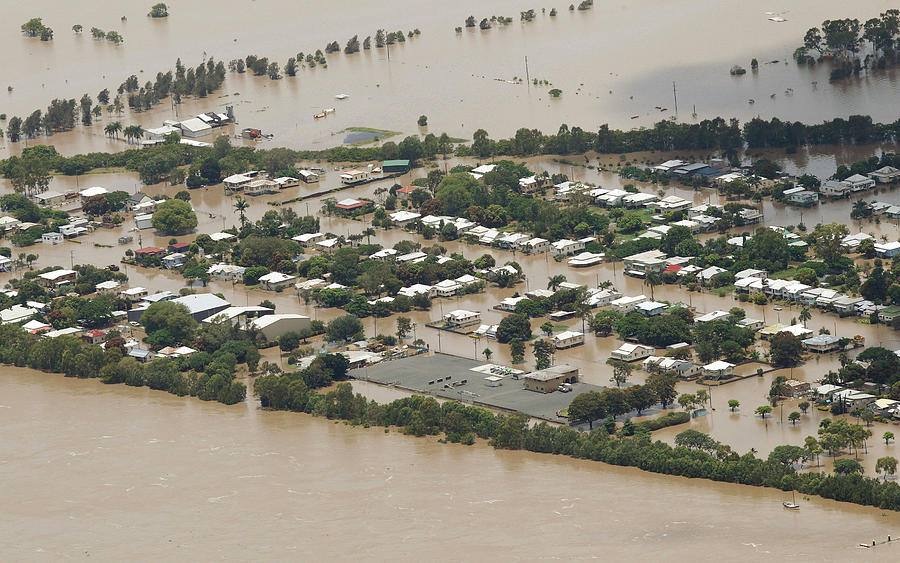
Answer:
363;227;376;244
233;196;249;228
104;121;122;139
123;125;144;144
483;348;493;362
547;274;566;291
799;307;811;328
645;272;662;301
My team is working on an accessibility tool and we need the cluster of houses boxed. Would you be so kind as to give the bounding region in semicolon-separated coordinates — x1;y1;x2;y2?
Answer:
815;384;900;419
222;170;306;196
143;107;235;141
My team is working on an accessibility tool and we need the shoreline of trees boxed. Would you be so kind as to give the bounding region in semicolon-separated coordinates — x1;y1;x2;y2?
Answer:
254;377;900;512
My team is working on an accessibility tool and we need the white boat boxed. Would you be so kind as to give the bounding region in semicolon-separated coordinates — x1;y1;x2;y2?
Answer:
324;107;336;114
335;94;349;100
783;492;800;510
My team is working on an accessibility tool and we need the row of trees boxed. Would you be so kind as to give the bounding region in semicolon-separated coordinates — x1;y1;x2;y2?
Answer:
567;374;678;427
253;381;900;510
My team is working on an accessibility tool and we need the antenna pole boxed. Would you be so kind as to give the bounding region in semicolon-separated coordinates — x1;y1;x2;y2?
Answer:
672;81;678;116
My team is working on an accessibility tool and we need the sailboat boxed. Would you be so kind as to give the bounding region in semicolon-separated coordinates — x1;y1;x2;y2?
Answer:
783;491;800;510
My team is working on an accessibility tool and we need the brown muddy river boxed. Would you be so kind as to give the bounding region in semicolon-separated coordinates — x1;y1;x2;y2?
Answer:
3;0;900;157
5;0;900;557
2;368;900;560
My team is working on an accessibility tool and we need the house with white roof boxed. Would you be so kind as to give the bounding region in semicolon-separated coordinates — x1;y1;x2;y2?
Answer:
37;269;77;288
636;301;667;316
735;268;767;280
292;232;324;246
521;237;549;254
841;232;874;252
552;331;584;349
316;238;340;253
695;310;732;324
443;310;481;328
389;210;421;225
875;241;900;258
869;166;900;184
652;159;685;173
610;294;647;314
370;248;399;261
698;266;727;282
398;284;433;298
550;239;585;257
258;271;297;291
0;304;38;325
843;173;875;192
397;251;428;264
585;288;621;307
702;361;735;379
79;186;109;199
568;252;604;267
610;343;654;362
469;164;497;180
821;179;851;197
432;279;463;298
497;296;528;312
207;263;245;281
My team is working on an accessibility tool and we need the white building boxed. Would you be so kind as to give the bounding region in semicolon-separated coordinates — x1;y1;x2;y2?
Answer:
443;310;481;328
258;272;297;291
552;330;584;349
610;343;654;362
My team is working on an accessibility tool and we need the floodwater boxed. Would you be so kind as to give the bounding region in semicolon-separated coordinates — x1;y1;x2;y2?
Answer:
6;0;900;555
3;367;900;560
2;0;900;157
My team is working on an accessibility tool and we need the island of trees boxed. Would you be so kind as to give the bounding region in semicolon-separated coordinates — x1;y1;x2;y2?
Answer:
796;9;900;80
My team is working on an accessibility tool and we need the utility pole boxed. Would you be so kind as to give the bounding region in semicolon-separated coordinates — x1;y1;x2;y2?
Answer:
525;56;530;86
672;81;678;116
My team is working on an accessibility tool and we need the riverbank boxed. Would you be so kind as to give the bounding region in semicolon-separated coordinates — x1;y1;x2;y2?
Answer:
2;366;900;559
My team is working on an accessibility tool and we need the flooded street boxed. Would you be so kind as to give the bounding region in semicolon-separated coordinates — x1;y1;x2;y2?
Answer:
2;0;900;157
2;368;900;560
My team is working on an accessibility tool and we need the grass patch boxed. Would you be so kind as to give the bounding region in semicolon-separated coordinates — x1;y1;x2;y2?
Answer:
341;127;401;146
769;268;798;280
712;285;735;297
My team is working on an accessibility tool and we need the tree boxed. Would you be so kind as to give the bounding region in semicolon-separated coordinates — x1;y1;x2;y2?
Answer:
799;401;810;414
278;332;300;352
152;199;197;234
833;458;863;476
788;411;801;424
547;274;567;291
606;359;632;387
755;405;773;418
728;399;740;412
149;3;169;17
233;196;249;228
769;332;803;368
483;348;492;362
396;316;412;340
568;391;605;429
626;384;656;415
326;314;364;342
532;339;553;369
809;223;849;262
647;374;677;408
885;431;895;445
141;301;197;347
417;115;428;127
798;307;811;328
510;339;525;363
496;314;531;343
876;456;898;481
104;121;122;139
73;24;83;34
540;321;554;337
674;429;719;453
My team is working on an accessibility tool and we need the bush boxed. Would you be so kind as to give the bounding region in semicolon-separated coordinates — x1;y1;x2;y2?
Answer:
636;411;690;431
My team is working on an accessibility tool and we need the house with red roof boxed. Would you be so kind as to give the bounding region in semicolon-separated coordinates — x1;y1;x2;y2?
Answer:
82;329;108;345
134;247;166;257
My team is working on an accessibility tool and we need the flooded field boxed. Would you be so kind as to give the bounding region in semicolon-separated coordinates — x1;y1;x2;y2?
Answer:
3;368;900;560
2;0;900;157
